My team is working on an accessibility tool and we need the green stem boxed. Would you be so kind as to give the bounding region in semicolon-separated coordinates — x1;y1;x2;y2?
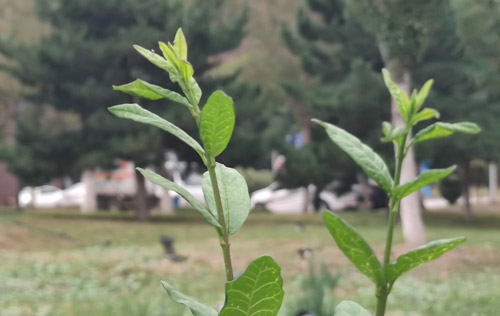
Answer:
376;135;408;316
375;285;388;316
207;157;234;281
182;77;233;281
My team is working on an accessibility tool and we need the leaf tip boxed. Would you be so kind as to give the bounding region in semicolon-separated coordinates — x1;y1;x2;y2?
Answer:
107;105;120;114
381;68;391;80
311;118;325;127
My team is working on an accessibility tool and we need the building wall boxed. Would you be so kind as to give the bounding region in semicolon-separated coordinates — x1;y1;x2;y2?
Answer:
0;162;19;206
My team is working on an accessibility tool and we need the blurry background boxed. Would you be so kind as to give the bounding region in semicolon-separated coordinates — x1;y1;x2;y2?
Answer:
1;0;500;315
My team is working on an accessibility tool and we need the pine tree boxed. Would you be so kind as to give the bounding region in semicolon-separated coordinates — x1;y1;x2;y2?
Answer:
415;0;500;220
282;0;391;211
0;0;247;220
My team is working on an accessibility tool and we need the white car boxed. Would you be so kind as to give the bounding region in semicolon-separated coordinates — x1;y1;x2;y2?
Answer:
60;182;86;208
250;182;359;214
18;185;64;208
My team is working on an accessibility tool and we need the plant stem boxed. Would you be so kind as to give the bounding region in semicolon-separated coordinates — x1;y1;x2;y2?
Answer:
207;158;234;281
376;136;407;316
375;285;388;316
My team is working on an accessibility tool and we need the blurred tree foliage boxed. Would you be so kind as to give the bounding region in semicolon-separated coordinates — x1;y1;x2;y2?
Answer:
281;0;391;208
282;0;500;220
0;0;266;219
415;0;500;220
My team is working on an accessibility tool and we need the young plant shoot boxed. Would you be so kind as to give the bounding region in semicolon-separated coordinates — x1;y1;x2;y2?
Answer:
109;28;284;316
313;69;480;316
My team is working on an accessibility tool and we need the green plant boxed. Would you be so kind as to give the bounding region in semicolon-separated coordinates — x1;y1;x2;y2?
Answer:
313;69;480;315
289;261;340;316
109;29;284;315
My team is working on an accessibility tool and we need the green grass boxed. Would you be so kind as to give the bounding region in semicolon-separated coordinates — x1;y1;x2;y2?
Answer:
1;209;499;315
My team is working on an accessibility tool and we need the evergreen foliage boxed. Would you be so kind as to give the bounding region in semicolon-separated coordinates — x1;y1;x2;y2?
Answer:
282;0;391;203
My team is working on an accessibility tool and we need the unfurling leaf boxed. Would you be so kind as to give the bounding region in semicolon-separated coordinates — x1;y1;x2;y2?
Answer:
113;79;191;108
202;163;250;235
416;79;434;110
410;108;440;126
335;300;372;316
200;91;235;157
381;121;406;144
173;28;188;60
410;122;481;147
188;77;202;105
137;168;220;228
133;44;177;76
219;256;284;316
392;166;456;200
385;237;466;285
382;68;411;123
161;281;218;316
178;59;194;82
108;104;205;159
323;211;384;285
313;119;393;194
159;41;178;66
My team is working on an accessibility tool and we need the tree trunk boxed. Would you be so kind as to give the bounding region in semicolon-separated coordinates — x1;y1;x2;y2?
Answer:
81;170;97;212
389;68;426;246
159;167;174;215
302;187;311;214
489;162;498;204
135;169;149;221
461;161;474;222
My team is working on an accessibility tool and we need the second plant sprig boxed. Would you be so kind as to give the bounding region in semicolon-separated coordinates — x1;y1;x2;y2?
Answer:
313;69;480;316
109;28;284;316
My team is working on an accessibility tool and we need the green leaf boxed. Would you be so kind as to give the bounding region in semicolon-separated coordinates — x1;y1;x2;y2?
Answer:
409;89;418;113
159;41;178;66
113;79;191;108
323;211;384;285
133;44;177;75
202;163;250;235
313;119;393;194
136;168;220;228
410;122;481;146
108;104;205;159
173;28;188;60
392;166;456;200
178;59;194;82
158;40;194;82
381;121;406;144
385;237;466;285
161;281;218;316
335;301;372;316
410;108;440;126
416;79;434;110
382;68;411;122
219;256;284;316
188;77;202;105
200;91;235;157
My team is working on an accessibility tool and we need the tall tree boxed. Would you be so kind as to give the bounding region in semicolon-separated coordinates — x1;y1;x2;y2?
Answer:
341;0;454;245
415;0;500;221
281;0;391;211
0;0;247;220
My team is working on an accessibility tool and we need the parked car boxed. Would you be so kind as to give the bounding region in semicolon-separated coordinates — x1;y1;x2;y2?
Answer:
18;185;64;208
250;181;389;214
60;182;86;208
250;182;359;214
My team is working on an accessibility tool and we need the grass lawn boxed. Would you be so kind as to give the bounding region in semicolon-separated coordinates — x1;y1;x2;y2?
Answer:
1;208;499;316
